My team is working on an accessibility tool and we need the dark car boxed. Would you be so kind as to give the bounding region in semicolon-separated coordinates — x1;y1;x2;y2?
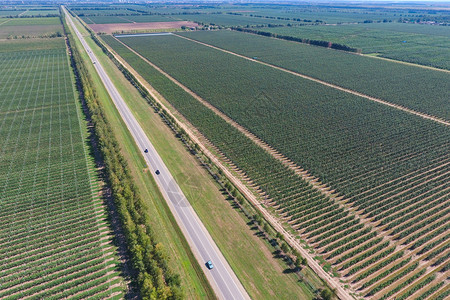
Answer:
144;149;148;153
206;260;213;270
155;170;160;175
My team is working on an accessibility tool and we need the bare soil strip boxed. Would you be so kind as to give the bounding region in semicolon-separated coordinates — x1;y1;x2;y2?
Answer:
175;34;450;127
107;37;354;300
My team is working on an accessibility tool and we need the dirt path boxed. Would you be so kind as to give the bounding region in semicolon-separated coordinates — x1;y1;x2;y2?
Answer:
0;18;13;26
105;37;355;300
0;10;28;26
363;54;450;74
174;34;450;127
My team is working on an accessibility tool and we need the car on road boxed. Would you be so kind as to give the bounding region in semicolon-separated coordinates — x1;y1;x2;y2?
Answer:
206;260;213;270
144;149;148;153
155;170;160;175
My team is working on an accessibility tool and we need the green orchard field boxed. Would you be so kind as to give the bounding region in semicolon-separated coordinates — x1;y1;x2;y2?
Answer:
0;39;123;298
105;33;449;298
0;17;62;39
262;23;450;70
177;30;450;120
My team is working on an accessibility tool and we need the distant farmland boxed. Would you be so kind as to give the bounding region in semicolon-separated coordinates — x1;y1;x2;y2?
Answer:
177;30;450;120
0;39;123;298
261;23;450;70
104;33;449;299
0;17;62;39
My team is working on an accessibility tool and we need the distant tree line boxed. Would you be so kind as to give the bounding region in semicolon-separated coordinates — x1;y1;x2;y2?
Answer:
5;14;59;18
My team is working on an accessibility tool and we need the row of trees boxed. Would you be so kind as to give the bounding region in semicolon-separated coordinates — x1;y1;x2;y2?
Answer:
6;32;62;39
62;13;182;299
231;27;361;53
5;14;59;18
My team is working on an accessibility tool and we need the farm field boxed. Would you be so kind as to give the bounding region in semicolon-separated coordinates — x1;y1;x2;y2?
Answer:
262;23;450;70
0;17;62;39
78;12;300;27
74;2;448;24
105;33;449;298
0;17;61;25
70;8;133;16
0;37;123;298
175;13;302;27
21;9;59;16
0;38;64;52
0;9;26;17
81;14;174;24
177;30;450;120
224;5;420;23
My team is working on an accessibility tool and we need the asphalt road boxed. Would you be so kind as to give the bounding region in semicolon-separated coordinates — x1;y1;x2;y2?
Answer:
64;7;250;300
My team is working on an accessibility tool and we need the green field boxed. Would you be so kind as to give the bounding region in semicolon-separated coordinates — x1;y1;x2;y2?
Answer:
0;10;26;17
71;8;133;16
105;33;449;298
262;23;450;70
81;14;174;24
230;5;407;23
0;17;61;25
176;13;301;27
0;38;64;52
0;16;62;39
177;30;450;120
22;9;59;16
0;40;123;298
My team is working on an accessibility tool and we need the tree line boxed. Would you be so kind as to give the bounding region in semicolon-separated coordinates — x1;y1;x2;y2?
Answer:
231;27;361;53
